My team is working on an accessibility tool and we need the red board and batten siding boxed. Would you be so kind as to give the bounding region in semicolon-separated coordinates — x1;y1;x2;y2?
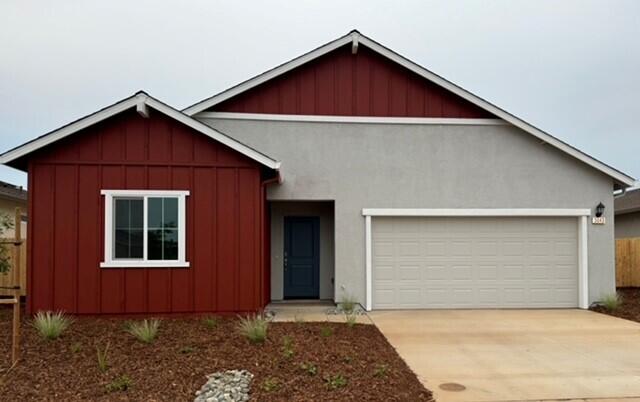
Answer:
213;45;494;118
27;109;266;315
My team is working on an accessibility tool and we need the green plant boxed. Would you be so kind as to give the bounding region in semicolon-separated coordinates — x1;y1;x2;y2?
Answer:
96;341;110;372
299;362;317;376
320;326;333;337
106;375;133;392
70;342;82;353
601;293;622;311
373;364;389;378
339;294;357;313
345;313;357;328
126;319;160;343
179;345;195;354
202;315;219;329
282;336;294;359
31;311;73;340
261;377;279;392
237;313;269;343
0;213;14;275
324;373;347;390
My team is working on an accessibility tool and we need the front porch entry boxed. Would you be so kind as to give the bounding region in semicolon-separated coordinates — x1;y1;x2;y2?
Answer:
269;201;335;302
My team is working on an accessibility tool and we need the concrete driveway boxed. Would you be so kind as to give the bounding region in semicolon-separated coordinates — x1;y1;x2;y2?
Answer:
370;309;640;402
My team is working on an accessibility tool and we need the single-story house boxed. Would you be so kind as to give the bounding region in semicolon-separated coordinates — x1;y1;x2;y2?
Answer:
615;188;640;238
0;31;635;314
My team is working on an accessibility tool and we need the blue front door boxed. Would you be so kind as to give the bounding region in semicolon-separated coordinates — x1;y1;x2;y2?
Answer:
284;217;320;299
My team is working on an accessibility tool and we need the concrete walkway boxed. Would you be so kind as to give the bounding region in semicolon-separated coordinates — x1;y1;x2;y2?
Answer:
369;310;640;402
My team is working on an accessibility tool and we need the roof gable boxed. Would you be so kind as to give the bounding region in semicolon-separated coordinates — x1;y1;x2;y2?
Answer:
184;31;635;188
0;92;281;171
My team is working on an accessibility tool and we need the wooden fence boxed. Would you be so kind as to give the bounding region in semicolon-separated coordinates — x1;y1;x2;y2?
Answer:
616;237;640;287
0;236;26;296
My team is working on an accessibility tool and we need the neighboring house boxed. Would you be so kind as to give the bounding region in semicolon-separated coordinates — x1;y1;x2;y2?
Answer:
0;31;634;315
615;188;640;238
0;180;27;238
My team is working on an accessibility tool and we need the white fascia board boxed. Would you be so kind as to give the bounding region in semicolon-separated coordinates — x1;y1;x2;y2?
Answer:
356;36;634;187
0;97;138;165
0;94;282;171
362;208;592;217
182;33;354;115
183;30;634;186
196;112;507;126
144;98;281;170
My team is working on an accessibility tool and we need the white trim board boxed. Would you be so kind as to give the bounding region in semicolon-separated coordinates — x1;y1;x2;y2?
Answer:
184;31;634;187
101;189;190;269
198;112;508;126
362;208;590;310
0;92;281;171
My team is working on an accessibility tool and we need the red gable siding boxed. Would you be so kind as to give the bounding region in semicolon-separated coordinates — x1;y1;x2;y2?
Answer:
212;45;494;118
28;109;266;314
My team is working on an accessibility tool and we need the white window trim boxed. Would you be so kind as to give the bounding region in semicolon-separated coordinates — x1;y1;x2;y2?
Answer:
362;208;590;311
100;190;190;268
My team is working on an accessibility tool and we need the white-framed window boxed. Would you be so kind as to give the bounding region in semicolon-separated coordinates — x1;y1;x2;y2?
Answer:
100;190;189;268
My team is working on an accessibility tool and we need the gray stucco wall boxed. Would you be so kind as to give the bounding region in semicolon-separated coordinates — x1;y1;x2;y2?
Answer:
200;118;616;306
615;212;640;238
270;201;335;300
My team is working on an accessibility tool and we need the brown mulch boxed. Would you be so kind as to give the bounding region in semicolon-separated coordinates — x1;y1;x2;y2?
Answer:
0;307;433;401
591;287;640;322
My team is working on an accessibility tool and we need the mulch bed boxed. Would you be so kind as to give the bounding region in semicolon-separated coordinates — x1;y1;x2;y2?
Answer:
591;287;640;322
0;307;433;401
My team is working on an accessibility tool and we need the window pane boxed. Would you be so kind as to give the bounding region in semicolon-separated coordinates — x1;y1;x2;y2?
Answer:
147;229;163;260
114;198;143;259
163;198;178;229
148;198;163;228
163;229;178;260
147;197;180;260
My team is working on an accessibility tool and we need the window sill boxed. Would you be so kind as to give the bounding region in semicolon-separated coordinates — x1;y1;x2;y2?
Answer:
100;261;190;269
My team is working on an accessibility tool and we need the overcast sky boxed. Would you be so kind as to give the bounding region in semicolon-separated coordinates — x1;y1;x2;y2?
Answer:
1;0;639;188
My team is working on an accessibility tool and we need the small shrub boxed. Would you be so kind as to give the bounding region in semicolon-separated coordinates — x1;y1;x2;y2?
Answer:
300;362;317;376
601;293;622;311
261;377;279;392
179;345;195;354
32;311;73;340
320;326;333;337
339;294;357;313
106;375;133;393
282;336;294;359
345;313;357;328
373;364;389;378
237;313;269;343
202;315;219;329
70;342;82;353
96;341;110;372
324;373;347;390
126;319;160;343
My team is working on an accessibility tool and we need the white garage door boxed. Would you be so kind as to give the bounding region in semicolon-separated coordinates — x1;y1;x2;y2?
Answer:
372;216;578;309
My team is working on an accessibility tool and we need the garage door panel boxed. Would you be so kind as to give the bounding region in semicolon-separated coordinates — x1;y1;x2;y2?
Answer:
372;217;578;309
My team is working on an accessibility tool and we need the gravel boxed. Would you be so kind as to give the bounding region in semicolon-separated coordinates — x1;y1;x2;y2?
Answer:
194;370;253;402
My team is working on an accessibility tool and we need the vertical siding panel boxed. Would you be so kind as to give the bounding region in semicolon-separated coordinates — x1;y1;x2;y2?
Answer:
280;77;297;114
371;61;390;116
77;165;101;313
335;50;353;115
354;51;371;116
148;116;171;162
216;168;237;312
100;165;125;313
259;81;281;114
125;115;146;161
171;167;192;312
123;166;147;313
53;165;77;311
389;72;408;116
425;83;442;116
31;164;54;313
407;75;425;116
193;168;215;311
237;169;255;311
193;133;218;163
100;117;125;161
298;67;316;114
316;57;335;115
147;166;171;313
171;123;194;163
